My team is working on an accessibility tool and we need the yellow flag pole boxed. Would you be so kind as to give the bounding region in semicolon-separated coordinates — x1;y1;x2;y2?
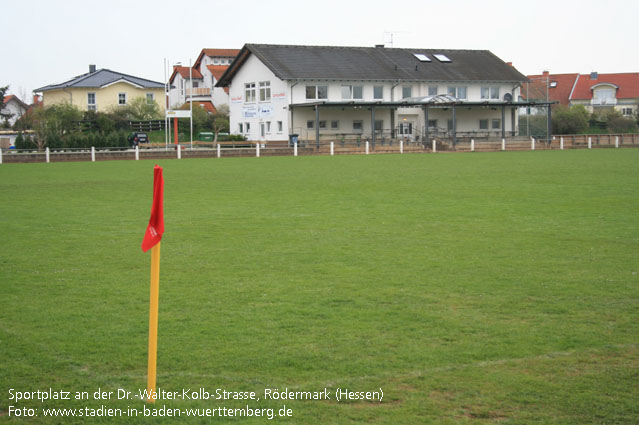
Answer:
147;242;161;403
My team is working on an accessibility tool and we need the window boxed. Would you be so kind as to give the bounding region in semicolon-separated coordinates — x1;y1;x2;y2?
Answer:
244;83;256;102
413;53;431;62
434;54;451;62
146;93;154;104
239;123;243;133
428;119;437;129
213;59;219;65
481;87;500;100
447;120;453;130
245;123;250;132
87;93;96;111
622;108;634;116
479;119;489;130
277;121;283;132
353;120;363;131
259;81;271;101
374;120;383;131
447;86;467;99
305;85;327;99
331;120;339;129
374;85;384;99
550;81;558;88
428;86;438;96
307;120;315;129
492;119;501;130
192;81;199;88
118;93;127;105
319;121;327;129
402;86;413;99
265;121;271;133
341;85;363;100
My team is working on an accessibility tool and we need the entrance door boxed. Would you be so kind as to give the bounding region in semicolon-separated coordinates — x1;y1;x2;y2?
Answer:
399;121;413;139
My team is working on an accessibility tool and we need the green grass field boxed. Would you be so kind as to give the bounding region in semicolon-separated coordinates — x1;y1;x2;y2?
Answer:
1;150;638;424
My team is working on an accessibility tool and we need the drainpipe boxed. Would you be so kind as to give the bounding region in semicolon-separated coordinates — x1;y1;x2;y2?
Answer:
63;87;73;107
290;81;298;138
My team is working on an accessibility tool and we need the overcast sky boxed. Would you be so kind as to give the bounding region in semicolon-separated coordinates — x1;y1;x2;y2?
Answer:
3;0;638;101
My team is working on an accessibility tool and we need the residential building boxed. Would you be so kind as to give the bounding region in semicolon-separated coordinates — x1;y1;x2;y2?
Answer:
1;95;29;126
168;48;240;111
525;71;639;116
34;65;166;113
216;44;534;144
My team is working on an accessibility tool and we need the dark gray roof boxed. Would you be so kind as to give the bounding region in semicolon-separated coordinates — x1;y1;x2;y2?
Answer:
35;69;165;92
217;44;528;86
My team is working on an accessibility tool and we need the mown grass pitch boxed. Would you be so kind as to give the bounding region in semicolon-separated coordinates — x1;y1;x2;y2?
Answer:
1;150;638;424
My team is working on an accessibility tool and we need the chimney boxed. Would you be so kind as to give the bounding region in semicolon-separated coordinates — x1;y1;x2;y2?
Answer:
506;62;513;67
89;64;96;74
542;70;549;78
33;94;40;105
590;72;598;80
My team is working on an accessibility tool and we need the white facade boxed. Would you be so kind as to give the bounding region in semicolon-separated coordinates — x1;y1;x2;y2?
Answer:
168;53;236;110
1;96;28;126
228;54;522;142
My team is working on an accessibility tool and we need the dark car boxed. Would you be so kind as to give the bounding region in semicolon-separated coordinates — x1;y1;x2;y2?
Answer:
128;132;149;147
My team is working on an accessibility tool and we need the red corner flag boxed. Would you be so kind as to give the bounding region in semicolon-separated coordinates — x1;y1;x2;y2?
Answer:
141;165;164;252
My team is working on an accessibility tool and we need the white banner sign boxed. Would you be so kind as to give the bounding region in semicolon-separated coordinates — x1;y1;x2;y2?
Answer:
166;110;192;118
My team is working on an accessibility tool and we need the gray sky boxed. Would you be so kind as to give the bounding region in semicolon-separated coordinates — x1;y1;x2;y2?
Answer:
3;0;638;101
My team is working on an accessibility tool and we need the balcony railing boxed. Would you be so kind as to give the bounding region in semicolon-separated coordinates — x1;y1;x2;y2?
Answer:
186;88;212;96
591;98;617;106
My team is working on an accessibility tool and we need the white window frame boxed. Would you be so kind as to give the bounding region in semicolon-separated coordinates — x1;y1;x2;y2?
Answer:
245;82;256;103
428;86;438;96
87;92;96;111
491;119;501;130
146;93;154;104
481;87;500;100
447;86;467;99
305;85;328;100
259;81;271;102
118;92;127;105
479;119;489;130
331;120;339;130
277;121;283;133
373;85;384;100
402;85;413;99
341;85;363;100
353;120;363;132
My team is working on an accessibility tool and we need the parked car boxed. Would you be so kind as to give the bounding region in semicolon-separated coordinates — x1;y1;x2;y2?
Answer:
128;132;149;147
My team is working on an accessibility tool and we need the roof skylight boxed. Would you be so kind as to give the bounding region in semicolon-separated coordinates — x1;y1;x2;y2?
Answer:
433;54;451;63
550;81;558;88
413;53;431;62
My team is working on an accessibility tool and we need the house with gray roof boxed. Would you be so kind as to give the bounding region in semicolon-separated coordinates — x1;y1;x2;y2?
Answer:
216;44;551;146
35;65;166;113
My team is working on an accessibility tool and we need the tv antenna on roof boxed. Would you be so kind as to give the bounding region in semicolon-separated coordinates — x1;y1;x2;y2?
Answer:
383;30;409;47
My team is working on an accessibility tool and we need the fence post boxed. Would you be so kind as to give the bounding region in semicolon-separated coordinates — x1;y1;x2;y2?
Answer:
135;145;139;161
294;142;298;157
531;137;535;151
615;136;619;148
588;137;592;149
256;142;260;157
217;143;221;158
45;147;50;163
432;139;436;153
471;139;475;152
501;138;505;151
560;136;564;150
400;139;403;154
330;141;334;156
90;146;95;162
177;145;181;159
365;141;369;155
0;148;3;165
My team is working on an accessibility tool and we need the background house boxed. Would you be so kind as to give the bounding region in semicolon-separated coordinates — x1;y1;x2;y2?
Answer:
525;71;639;117
216;44;531;144
35;65;166;113
168;48;240;111
1;95;29;126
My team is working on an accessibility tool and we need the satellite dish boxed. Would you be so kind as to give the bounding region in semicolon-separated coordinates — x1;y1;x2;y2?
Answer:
503;93;513;102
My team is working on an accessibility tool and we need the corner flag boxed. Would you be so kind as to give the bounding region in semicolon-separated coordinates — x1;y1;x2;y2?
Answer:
142;165;164;252
142;165;164;403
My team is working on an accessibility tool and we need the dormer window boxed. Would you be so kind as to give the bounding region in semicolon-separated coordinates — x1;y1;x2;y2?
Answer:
591;83;618;105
